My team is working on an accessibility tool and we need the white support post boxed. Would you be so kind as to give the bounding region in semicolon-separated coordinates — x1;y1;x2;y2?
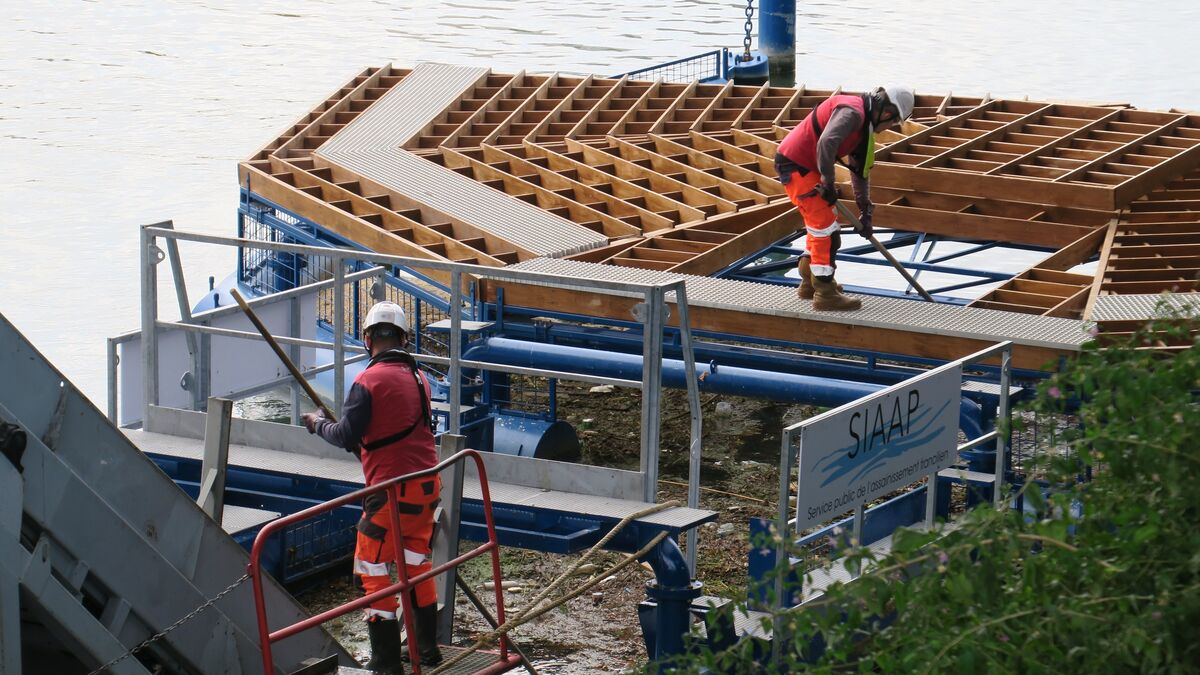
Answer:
197;398;233;524
994;346;1013;508
433;433;466;642
333;258;345;417
925;471;938;528
289;296;302;426
639;286;666;504
851;502;865;579
449;270;463;435
675;283;703;574
140;225;160;427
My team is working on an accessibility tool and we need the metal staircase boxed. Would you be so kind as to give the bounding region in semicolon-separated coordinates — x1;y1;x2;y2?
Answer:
0;312;353;674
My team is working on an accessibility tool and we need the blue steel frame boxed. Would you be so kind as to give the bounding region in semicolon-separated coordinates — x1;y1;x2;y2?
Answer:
717;229;1064;304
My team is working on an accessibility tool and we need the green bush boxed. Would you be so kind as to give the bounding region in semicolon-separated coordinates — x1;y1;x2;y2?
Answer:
670;314;1200;674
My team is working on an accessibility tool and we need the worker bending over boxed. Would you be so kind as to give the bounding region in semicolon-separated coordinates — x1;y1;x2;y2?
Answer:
775;86;915;311
303;301;442;671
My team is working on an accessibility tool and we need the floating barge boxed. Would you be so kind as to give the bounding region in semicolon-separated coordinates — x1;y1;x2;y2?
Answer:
238;62;1200;372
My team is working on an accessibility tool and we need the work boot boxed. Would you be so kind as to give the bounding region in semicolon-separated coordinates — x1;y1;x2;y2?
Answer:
364;618;404;674
812;275;862;311
401;593;443;665
797;256;841;300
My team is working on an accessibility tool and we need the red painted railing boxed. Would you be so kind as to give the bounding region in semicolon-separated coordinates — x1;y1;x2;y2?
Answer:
248;449;515;674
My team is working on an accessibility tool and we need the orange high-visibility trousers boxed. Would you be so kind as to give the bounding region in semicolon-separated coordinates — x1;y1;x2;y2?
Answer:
783;170;842;277
354;475;441;620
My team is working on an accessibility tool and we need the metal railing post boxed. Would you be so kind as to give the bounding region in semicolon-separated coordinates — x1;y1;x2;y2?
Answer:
106;337;119;424
434;433;466;642
159;221;204;411
639;286;666;503
771;426;796;663
449;270;463;435
140;224;160;427
289;296;302;425
675;283;703;574
995;345;1013;508
333;257;345;416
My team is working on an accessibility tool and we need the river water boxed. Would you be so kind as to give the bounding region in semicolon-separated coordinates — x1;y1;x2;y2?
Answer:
2;0;1197;404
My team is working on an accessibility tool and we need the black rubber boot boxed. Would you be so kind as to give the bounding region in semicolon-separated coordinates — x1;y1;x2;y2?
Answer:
414;602;443;665
364;618;404;674
401;592;443;665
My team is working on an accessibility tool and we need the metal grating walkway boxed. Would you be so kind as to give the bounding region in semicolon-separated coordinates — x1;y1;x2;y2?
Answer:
317;63;609;258
318;62;489;153
506;258;1094;351
126;430;714;532
1091;293;1200;321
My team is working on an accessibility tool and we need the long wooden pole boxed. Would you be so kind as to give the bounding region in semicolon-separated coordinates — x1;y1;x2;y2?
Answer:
228;288;337;421
834;201;936;302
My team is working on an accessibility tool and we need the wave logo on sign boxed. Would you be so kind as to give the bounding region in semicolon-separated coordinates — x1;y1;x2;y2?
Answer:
814;398;952;489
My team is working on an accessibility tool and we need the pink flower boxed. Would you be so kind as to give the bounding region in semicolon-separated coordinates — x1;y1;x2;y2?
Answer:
1047;386;1061;399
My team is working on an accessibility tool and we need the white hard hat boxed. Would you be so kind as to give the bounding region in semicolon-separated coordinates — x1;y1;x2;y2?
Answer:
363;301;408;335
884;85;915;121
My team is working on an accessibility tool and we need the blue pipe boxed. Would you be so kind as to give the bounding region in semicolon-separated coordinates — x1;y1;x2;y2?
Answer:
463;338;985;439
759;0;796;85
642;535;701;665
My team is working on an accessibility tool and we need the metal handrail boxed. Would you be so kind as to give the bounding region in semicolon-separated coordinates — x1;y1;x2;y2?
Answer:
247;449;519;675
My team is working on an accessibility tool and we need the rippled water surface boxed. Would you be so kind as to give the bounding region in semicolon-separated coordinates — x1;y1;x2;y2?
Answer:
2;0;1196;402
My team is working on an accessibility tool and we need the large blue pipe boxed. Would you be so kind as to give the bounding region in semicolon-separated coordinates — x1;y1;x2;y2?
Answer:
464;338;984;439
759;0;797;86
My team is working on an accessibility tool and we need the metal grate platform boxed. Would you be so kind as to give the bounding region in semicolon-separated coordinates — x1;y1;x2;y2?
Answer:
1091;293;1200;321
319;63;489;153
507;257;1094;351
222;504;281;534
126;430;714;533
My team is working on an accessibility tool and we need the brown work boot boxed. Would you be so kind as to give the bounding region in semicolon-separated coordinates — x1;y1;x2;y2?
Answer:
812;276;862;311
797;257;841;300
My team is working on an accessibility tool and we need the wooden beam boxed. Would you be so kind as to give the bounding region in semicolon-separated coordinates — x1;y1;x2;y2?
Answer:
523;141;706;222
606;136;768;206
564;138;739;214
440;147;639;240
302;155;523;262
650;134;783;196
869;203;1097;247
557;75;626;140
1082;220;1120;320
869;163;1119;210
666;202;796;276
479;144;673;231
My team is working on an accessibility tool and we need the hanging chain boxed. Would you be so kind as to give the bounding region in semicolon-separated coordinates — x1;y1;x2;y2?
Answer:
742;0;756;62
86;573;251;675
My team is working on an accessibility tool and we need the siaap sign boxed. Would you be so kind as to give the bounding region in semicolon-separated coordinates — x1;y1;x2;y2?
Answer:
793;364;962;531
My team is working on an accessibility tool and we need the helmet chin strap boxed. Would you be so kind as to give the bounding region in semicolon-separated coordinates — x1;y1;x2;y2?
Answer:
868;90;886;132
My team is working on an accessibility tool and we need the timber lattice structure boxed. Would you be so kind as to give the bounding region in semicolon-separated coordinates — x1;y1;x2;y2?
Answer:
238;63;1200;370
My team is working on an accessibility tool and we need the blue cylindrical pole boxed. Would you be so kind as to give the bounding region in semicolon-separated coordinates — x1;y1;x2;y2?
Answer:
759;0;796;86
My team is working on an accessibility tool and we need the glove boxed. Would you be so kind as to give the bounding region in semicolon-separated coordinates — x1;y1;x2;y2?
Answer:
301;411;324;434
816;181;840;206
857;210;874;238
